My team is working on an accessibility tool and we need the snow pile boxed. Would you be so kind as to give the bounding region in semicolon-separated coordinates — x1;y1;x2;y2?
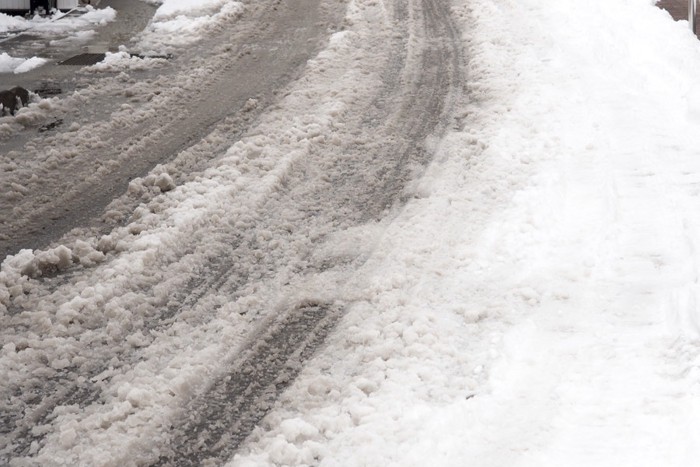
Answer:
0;246;72;280
138;0;244;53
0;6;115;35
48;29;96;47
12;56;46;73
0;95;58;130
0;52;46;73
64;6;116;27
0;12;26;33
152;0;230;20
84;50;168;72
231;0;700;466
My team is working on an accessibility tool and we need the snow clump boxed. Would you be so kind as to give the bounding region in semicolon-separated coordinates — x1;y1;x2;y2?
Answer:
0;53;46;74
137;0;244;53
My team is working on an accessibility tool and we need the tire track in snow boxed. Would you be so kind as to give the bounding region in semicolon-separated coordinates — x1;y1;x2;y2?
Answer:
0;0;463;462
0;0;340;258
0;0;348;461
152;302;340;466
151;0;463;463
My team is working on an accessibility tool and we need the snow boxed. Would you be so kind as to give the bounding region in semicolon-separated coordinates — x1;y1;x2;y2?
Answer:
231;0;700;465
136;0;244;54
0;52;45;73
0;7;382;460
4;0;700;464
84;50;168;72
12;56;47;73
151;0;229;20
0;6;116;35
0;6;116;73
0;12;25;33
30;0;247;71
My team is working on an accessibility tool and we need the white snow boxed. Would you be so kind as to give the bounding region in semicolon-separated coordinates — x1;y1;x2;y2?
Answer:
84;50;168;72
0;6;116;73
136;0;244;53
0;52;45;73
4;0;700;464
231;0;700;465
0;6;116;35
11;55;46;73
0;12;26;33
151;0;229;20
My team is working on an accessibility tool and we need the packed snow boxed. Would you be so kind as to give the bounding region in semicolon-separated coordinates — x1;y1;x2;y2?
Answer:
3;0;700;465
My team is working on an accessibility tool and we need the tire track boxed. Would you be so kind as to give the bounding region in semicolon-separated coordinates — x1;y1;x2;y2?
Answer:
150;0;464;463
152;302;340;467
0;0;343;258
1;0;463;462
0;0;347;462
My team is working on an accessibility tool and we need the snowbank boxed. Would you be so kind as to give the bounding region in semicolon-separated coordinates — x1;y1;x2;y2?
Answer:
231;0;700;465
0;6;115;35
152;0;229;20
137;0;244;53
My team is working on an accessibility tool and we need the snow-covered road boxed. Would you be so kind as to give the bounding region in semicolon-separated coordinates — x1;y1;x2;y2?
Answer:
0;0;340;258
1;0;463;464
4;0;700;465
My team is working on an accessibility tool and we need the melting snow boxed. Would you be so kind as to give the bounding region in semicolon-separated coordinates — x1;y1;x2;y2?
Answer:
3;0;700;465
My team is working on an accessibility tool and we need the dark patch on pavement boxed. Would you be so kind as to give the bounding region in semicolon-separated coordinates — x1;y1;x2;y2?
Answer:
59;53;107;66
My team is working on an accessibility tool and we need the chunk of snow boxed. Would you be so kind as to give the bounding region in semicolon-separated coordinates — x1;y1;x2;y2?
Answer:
13;56;47;74
0;52;46;74
154;173;176;192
